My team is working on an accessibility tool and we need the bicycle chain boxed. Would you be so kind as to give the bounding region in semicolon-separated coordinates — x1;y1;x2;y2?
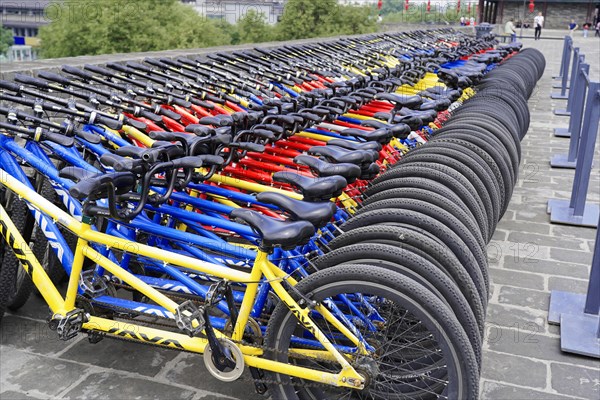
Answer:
76;291;365;391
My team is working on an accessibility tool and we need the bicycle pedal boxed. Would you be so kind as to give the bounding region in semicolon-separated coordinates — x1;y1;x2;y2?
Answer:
174;300;206;337
48;309;87;341
87;331;105;344
79;270;109;297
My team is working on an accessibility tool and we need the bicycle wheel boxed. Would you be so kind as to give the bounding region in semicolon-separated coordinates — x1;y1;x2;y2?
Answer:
339;208;489;295
265;264;480;400
326;225;487;313
313;244;484;346
2;195;35;311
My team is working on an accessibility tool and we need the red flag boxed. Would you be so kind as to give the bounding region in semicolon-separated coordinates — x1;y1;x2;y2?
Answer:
528;0;535;13
405;0;409;11
457;0;461;12
426;0;431;12
377;0;383;10
468;3;471;13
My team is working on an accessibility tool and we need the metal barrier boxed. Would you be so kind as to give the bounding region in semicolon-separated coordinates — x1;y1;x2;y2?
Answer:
554;49;583;116
552;36;571;80
548;216;600;358
548;77;600;227
551;36;573;96
551;63;590;164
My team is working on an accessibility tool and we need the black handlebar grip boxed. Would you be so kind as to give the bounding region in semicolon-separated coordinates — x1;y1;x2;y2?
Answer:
170;97;192;108
148;131;190;142
190;98;215;110
61;65;94;80
251;129;276;141
94;114;123;130
70;172;137;201
200;116;230;127
123;117;148;131
14;74;50;89
143;58;164;68
203;94;225;105
74;128;102;144
41;130;75;147
295;112;322;123
223;94;240;105
170;156;204;169
38;71;72;86
137;109;163;123
106;63;132;74
59;166;100;183
235;142;265;153
185;124;214;136
126;61;153;73
0;80;21;92
99;153;140;172
157;107;182;121
84;64;114;76
198;155;225;167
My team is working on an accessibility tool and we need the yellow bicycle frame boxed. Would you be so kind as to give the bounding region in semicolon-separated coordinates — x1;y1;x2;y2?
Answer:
0;168;367;390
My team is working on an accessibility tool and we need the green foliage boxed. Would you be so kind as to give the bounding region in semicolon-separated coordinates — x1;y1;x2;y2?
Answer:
0;23;14;55
382;3;472;25
36;0;379;58
237;10;274;44
276;0;377;41
38;0;231;58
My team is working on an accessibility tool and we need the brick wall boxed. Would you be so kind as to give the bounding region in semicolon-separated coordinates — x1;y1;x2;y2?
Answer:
498;3;593;29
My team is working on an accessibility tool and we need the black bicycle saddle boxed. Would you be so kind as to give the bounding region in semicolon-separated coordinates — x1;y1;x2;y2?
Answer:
272;171;347;202
256;191;337;228
295;155;362;183
229;209;315;251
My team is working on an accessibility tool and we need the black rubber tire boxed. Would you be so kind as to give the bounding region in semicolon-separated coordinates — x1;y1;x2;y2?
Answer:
405;141;505;216
433;130;516;188
313;243;485;346
31;178;69;286
436;122;520;181
444;113;522;161
370;162;493;240
339;208;490;294
265;265;480;400
325;225;487;312
357;197;486;253
361;180;479;229
361;186;480;239
428;137;511;217
1;195;35;312
393;151;500;229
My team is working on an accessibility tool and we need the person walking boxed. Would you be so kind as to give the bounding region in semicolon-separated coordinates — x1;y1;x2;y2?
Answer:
505;18;517;42
595;20;600;37
569;19;579;37
582;22;591;38
533;12;544;40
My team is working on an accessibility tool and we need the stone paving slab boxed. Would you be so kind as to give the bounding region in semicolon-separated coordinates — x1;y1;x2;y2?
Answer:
1;35;600;399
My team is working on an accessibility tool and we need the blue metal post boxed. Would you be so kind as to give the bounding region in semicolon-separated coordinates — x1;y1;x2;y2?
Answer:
551;63;590;160
554;50;582;115
548;216;600;358
553;36;570;80
548;81;600;227
552;37;573;94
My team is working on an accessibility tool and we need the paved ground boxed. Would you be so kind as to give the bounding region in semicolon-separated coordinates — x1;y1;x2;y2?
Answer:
1;34;599;399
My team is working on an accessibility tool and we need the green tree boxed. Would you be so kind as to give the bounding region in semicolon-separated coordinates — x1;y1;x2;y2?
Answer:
237;10;273;44
0;23;14;55
276;0;376;41
38;0;231;58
